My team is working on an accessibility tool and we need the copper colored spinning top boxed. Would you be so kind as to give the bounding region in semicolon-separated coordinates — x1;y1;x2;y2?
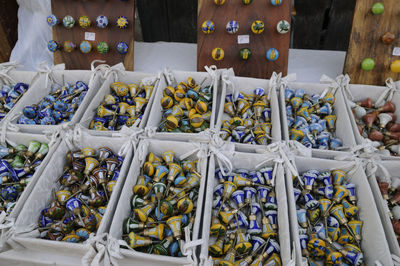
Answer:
389;123;400;132
378;180;389;200
357;98;374;108
362;112;378;130
368;129;383;141
393;219;400;235
377;101;395;113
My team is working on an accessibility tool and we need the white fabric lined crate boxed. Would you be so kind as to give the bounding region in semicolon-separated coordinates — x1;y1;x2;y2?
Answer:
0;62;44;128
365;160;400;259
2;133;134;265
79;70;161;137
215;74;282;153
279;81;356;159
146;68;220;142
341;82;400;159
108;139;208;266
199;151;292;265
6;69;103;134
285;156;392;266
0;132;60;222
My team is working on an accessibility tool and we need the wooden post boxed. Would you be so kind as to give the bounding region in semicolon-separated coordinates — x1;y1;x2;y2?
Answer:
0;0;18;62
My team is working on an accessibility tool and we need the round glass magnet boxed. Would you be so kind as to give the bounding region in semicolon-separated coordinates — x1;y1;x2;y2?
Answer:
242;0;253;5
212;48;224;61
239;48;251;60
117;42;129;54
63;15;75;29
47;40;59;52
116;16;129;29
96;15;108;28
97;42;109;54
63;41;76;53
266;48;279;61
226;20;239;34
277;20;290;34
214;0;226;5
80;41;92;54
270;0;282;6
47;14;58;27
201;20;215;34
79;15;91;29
251;20;264;34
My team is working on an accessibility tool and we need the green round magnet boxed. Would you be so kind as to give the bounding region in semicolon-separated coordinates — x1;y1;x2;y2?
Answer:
239;48;251;60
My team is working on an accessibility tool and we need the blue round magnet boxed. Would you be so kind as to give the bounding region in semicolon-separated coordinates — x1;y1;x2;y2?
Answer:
47;14;58;27
266;48;279;61
96;15;108;28
116;42;129;54
271;0;282;6
226;20;239;34
47;40;59;52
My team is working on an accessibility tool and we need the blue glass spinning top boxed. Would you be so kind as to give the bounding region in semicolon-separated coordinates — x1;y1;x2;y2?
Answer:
23;105;37;119
41;116;56;125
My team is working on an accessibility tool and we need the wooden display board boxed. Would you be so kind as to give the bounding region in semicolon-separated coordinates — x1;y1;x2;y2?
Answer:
51;0;134;70
344;0;400;85
197;0;291;79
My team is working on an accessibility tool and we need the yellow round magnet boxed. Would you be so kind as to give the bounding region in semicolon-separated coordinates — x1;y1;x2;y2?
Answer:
212;47;224;61
251;20;265;34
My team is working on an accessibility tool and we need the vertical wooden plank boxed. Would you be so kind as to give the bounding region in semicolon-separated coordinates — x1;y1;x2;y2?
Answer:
344;0;400;85
292;0;331;49
136;0;170;42
166;0;197;43
51;0;135;70
197;0;291;78
323;0;355;51
0;0;18;62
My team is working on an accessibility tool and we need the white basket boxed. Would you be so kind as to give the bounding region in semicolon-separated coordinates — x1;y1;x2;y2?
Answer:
146;69;220;142
342;83;400;159
199;151;292;265
0;68;44;128
79;71;160;137
0;131;60;222
279;82;356;159
108;138;208;266
215;75;282;153
365;160;400;258
7;70;103;134
285;156;392;266
3;133;134;265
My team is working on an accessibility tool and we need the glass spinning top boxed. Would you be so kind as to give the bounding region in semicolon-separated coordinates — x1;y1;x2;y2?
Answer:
116;16;129;29
96;15;108;28
201;20;215;34
80;41;92;54
212;48;224;61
